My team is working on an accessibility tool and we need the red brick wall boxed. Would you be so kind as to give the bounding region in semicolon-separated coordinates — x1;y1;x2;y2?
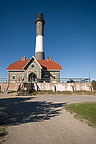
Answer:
8;83;20;91
0;82;93;92
0;83;20;92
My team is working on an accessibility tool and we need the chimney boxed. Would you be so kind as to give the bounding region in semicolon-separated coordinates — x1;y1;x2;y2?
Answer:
21;56;26;61
35;13;45;60
47;57;52;61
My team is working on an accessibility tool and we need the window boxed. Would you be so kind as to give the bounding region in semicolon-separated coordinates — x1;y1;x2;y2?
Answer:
44;75;48;78
21;75;24;81
53;75;56;79
53;75;56;83
31;64;35;68
12;75;16;80
12;75;16;83
44;75;49;83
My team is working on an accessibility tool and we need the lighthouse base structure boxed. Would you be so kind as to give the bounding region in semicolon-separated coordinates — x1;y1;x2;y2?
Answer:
35;52;45;60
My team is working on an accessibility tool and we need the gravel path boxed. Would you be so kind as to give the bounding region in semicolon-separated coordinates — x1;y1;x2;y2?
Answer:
0;93;96;144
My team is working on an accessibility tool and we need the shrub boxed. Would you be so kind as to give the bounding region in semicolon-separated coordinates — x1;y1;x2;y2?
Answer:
92;80;96;90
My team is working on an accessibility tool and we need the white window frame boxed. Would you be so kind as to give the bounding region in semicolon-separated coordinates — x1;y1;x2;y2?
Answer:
12;75;16;83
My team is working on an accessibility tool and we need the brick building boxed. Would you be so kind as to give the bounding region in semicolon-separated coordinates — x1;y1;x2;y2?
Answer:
7;56;62;83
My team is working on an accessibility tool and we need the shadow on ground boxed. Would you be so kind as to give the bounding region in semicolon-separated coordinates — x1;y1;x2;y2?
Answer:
0;97;66;126
0;121;8;142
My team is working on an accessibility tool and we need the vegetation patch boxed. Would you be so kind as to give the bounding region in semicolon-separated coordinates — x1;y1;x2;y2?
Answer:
8;91;17;94
65;103;96;127
92;80;96;90
30;90;54;95
0;91;3;93
30;90;96;96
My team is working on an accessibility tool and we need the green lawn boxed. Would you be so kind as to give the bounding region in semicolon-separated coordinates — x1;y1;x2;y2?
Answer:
65;103;96;127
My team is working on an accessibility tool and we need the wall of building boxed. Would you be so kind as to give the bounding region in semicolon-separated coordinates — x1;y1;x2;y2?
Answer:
24;59;42;82
50;71;60;83
42;70;60;83
8;71;24;83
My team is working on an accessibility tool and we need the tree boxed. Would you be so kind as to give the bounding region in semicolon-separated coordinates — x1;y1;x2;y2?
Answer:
92;80;96;90
67;79;75;83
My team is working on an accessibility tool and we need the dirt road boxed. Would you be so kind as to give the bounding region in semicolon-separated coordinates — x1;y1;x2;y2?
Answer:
0;93;96;144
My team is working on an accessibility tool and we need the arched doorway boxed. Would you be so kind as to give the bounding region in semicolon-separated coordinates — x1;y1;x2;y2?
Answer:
28;73;37;83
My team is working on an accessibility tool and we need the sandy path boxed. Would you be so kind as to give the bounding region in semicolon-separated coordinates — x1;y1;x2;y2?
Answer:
0;93;96;144
5;109;96;144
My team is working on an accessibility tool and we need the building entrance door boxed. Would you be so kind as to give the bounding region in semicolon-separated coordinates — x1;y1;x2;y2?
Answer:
28;73;37;83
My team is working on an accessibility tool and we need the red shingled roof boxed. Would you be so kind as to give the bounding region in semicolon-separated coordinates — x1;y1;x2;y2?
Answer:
37;60;62;70
7;59;30;70
7;58;62;70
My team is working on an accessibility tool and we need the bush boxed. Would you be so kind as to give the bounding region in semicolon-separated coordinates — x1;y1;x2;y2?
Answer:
92;80;96;90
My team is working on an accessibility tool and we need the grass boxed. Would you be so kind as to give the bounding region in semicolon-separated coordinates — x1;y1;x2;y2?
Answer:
30;90;73;95
0;91;3;93
0;120;8;144
0;91;16;94
65;102;96;127
30;90;96;96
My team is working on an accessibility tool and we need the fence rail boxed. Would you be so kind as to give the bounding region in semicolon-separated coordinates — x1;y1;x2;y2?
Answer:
60;78;90;83
0;77;90;83
0;78;8;83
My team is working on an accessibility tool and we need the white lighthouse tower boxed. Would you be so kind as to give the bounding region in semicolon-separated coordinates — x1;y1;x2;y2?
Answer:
35;13;45;60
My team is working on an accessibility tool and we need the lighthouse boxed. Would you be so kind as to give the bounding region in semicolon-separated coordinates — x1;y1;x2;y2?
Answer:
35;13;45;60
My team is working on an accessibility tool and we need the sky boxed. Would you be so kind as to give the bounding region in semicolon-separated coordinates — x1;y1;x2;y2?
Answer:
0;0;96;80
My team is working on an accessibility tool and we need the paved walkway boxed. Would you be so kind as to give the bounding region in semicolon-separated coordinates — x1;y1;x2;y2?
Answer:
0;93;96;144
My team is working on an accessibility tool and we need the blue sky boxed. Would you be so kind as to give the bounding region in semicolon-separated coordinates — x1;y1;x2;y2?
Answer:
0;0;96;80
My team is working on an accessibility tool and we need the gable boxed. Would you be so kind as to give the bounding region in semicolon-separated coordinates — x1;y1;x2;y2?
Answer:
25;58;42;71
24;56;42;70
